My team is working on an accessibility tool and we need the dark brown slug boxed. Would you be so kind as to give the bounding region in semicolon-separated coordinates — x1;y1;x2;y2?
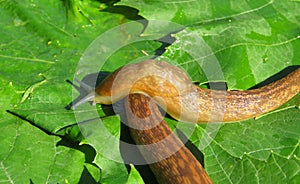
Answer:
125;94;213;184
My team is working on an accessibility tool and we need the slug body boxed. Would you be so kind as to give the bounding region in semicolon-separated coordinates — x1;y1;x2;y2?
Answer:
73;60;300;123
124;94;212;184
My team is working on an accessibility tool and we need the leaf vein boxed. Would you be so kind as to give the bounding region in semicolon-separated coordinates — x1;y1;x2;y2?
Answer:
191;0;274;26
0;54;55;64
179;36;300;66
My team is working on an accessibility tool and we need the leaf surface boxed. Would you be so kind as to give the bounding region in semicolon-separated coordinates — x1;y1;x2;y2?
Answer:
1;0;300;183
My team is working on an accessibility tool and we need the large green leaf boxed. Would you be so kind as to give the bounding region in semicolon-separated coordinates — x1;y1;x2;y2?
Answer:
119;0;300;88
196;109;300;183
1;0;300;183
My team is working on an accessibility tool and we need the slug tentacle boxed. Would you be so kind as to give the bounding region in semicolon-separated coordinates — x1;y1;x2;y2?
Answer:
74;78;94;92
66;78;96;110
69;60;300;123
70;92;95;109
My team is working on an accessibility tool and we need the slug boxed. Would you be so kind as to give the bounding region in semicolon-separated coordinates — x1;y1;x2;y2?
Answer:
124;93;212;184
68;60;299;183
70;60;300;123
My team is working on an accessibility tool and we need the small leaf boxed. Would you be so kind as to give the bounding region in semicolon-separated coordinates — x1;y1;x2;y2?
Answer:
126;165;144;184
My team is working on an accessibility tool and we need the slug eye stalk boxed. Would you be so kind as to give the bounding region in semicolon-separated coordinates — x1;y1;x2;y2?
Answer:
65;78;95;110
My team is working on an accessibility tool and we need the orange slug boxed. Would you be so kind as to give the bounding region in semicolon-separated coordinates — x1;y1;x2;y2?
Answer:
70;60;300;123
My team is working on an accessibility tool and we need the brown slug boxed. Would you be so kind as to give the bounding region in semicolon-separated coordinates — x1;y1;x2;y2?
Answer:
125;94;213;184
71;60;300;123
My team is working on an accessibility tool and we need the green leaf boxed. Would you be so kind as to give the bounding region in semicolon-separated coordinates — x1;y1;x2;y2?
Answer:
119;0;300;88
126;165;144;184
0;117;86;183
193;108;300;183
2;0;300;183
